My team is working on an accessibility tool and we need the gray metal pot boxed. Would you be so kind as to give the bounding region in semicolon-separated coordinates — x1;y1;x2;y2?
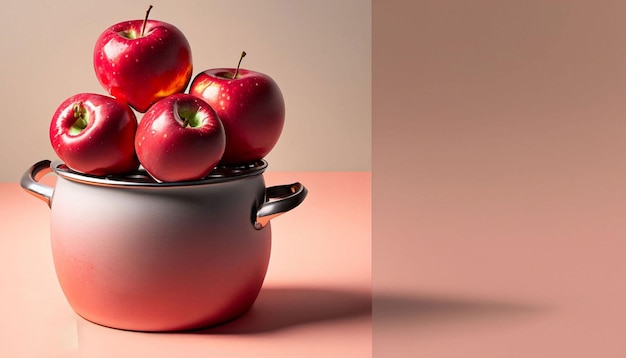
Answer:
21;159;307;332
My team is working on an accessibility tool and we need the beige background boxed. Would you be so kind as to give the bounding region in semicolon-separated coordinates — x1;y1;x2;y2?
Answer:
0;0;371;182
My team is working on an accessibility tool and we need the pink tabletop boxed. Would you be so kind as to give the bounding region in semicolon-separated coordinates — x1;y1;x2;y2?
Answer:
6;165;626;357
0;171;371;357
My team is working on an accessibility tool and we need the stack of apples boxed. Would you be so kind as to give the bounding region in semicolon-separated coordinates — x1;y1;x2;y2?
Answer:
49;6;285;182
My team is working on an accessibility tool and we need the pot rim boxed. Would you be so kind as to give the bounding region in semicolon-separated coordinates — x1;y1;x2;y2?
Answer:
51;160;268;188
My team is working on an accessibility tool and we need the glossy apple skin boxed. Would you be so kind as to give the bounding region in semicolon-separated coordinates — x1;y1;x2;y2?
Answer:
135;94;226;182
189;68;285;165
93;20;193;113
49;93;139;176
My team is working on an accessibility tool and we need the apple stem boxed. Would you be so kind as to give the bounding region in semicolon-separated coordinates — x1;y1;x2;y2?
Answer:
71;103;89;134
233;51;247;79
141;5;153;37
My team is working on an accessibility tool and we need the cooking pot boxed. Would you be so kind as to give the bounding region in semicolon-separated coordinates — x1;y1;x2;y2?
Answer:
20;159;307;332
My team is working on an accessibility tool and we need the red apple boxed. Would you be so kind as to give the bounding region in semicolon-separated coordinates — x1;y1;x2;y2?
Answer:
49;93;139;176
189;52;285;165
93;6;193;113
135;93;226;182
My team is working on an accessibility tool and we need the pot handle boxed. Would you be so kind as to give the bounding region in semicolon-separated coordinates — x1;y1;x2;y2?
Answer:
255;182;308;229
20;160;55;207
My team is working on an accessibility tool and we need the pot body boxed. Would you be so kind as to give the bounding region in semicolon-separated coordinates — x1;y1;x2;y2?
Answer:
49;172;270;332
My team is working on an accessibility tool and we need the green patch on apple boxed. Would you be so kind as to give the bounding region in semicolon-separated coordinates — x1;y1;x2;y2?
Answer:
69;103;89;136
118;30;139;40
177;108;204;128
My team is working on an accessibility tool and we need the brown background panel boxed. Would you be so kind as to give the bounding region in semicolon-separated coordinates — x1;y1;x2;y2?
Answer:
373;0;626;356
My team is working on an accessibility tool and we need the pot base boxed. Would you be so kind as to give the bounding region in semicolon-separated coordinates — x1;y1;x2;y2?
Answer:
73;295;258;332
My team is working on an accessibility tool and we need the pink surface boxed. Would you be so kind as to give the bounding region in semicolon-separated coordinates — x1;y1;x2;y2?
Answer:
0;172;371;357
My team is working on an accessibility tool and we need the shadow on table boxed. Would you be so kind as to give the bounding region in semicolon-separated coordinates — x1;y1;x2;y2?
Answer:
193;287;548;335
373;292;550;330
194;287;372;334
